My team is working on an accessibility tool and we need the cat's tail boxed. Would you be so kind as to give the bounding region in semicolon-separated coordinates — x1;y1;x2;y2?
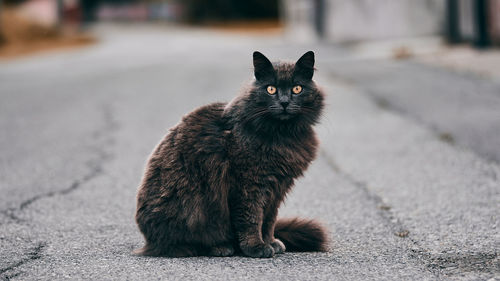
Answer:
274;218;329;252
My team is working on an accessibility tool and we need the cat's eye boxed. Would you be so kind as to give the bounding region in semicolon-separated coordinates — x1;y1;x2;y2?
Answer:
292;85;302;94
267;86;277;95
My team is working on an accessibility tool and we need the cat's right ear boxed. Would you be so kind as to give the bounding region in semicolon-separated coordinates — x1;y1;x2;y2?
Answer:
253;51;275;81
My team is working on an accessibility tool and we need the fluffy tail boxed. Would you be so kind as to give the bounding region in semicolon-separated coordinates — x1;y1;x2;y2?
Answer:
274;218;329;252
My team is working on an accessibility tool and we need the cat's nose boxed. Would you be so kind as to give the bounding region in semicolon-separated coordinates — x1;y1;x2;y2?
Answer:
280;101;289;109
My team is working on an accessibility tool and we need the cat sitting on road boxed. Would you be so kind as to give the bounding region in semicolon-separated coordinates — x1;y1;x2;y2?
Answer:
135;51;328;258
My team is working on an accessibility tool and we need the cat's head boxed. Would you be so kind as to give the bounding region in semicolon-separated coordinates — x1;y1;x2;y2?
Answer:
250;51;324;124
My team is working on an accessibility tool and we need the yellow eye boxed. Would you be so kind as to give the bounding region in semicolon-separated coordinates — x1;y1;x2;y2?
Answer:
267;86;277;95
292;85;302;94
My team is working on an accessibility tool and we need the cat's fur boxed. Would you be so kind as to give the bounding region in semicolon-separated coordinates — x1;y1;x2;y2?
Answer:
135;51;328;258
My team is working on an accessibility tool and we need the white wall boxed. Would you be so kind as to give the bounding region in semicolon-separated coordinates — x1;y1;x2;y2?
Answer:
281;0;318;42
325;0;446;42
283;0;447;43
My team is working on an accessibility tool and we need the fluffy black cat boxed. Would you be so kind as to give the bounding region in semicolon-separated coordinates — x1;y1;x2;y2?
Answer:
135;51;328;258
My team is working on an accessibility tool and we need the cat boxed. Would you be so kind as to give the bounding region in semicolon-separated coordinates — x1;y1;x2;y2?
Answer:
135;51;328;258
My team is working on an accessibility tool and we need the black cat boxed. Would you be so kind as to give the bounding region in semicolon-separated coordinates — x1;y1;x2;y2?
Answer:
135;51;328;258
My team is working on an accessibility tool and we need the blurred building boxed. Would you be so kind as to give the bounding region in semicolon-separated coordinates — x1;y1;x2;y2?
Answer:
181;0;278;23
4;0;102;26
5;0;279;24
448;0;500;46
283;0;446;42
282;0;500;47
97;0;279;22
490;0;500;44
10;0;59;26
97;0;182;22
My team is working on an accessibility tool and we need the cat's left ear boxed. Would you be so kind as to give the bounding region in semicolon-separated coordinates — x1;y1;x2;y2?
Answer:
294;51;315;80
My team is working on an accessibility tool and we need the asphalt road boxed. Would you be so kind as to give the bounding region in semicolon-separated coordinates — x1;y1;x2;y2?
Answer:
328;59;500;163
0;24;499;280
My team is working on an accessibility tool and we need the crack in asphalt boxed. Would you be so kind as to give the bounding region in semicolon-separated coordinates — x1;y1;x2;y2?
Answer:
319;149;412;239
325;73;500;277
331;73;462;150
422;251;499;276
367;93;500;182
18;152;111;211
0;104;118;278
0;209;21;223
18;105;117;212
370;94;461;147
0;242;45;279
1;105;117;220
329;71;500;166
320;149;500;277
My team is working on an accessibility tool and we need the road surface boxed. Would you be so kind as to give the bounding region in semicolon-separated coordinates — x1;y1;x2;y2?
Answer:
0;24;499;280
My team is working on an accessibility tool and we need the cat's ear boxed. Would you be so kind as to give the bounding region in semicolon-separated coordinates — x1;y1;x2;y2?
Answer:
294;51;315;80
253;51;275;81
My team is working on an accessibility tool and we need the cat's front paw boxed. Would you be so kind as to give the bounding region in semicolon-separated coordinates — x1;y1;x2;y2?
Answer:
240;243;274;258
270;239;286;254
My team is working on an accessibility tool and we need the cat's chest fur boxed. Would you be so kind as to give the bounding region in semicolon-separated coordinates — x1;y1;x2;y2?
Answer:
228;130;318;183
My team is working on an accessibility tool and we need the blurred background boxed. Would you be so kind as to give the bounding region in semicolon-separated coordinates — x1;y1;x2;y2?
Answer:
1;0;500;53
1;1;500;280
